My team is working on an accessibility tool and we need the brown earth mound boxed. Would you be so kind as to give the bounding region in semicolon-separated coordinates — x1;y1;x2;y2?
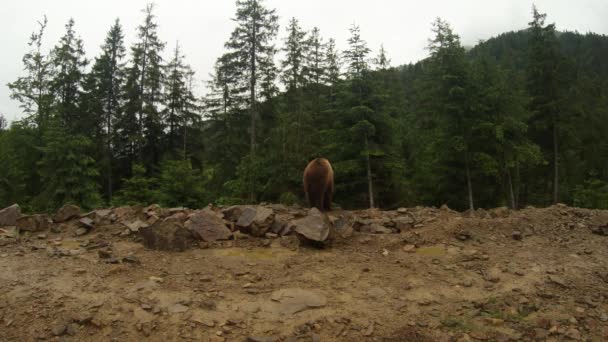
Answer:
1;203;608;341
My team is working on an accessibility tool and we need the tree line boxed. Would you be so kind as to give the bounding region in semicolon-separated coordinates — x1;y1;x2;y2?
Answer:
1;1;608;212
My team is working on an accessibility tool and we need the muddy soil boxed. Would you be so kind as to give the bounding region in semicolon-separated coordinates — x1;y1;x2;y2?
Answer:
1;204;608;341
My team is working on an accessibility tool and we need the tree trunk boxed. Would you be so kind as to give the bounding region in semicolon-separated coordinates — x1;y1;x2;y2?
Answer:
507;167;516;209
365;134;375;209
552;116;559;204
465;151;474;211
138;32;148;163
248;1;258;203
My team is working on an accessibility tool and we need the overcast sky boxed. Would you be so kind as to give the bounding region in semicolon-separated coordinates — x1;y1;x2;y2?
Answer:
1;0;607;122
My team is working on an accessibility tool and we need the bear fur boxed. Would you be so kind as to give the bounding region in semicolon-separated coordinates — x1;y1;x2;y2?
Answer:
303;158;334;211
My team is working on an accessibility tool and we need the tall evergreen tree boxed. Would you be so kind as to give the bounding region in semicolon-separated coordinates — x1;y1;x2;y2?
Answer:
342;24;377;208
426;18;476;210
224;0;279;155
526;6;565;204
281;17;307;111
163;42;200;155
303;27;326;113
83;19;126;202
8;16;54;129
49;18;88;134
122;3;165;166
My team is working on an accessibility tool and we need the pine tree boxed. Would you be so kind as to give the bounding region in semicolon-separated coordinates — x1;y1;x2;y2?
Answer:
49;18;88;134
342;24;377;208
224;0;279;155
8;16;54;129
303;27;326;113
373;44;391;70
113;163;157;206
122;3;165;165
281;17;307;112
158;157;206;208
83;19;126;202
526;6;564;204
36;120;101;211
324;38;342;87
344;24;371;81
426;18;476;210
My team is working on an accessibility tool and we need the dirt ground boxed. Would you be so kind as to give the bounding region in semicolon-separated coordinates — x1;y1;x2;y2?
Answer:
1;204;608;341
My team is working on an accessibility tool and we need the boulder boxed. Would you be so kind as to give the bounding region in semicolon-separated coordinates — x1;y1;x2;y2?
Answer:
334;216;354;238
79;217;95;230
125;219;149;233
17;214;51;232
185;209;232;242
140;221;195;252
236;206;274;236
53;204;81;223
291;208;332;244
236;206;274;227
393;215;415;231
0;204;21;227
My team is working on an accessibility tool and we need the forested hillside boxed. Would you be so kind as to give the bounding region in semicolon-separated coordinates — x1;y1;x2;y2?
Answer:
1;2;607;212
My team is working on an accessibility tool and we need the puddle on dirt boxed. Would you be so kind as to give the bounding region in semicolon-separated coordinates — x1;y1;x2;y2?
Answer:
415;246;445;257
211;247;295;260
59;240;83;250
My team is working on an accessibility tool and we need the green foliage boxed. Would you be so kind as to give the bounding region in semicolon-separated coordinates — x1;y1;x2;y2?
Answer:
3;4;608;212
157;157;207;208
113;163;157;206
573;173;608;209
36;121;102;211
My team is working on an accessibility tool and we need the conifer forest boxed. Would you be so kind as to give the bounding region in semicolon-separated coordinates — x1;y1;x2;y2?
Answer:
2;1;608;213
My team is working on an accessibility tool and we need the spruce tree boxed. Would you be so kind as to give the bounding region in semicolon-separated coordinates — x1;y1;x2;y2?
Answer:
122;3;165;166
426;18;476;210
526;6;564;204
49;18;88;134
8;16;54;129
224;0;279;155
303;27;326;113
36;120;101;211
83;19;126;202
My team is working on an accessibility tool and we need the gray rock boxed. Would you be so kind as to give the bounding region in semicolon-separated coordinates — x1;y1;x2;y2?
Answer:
75;228;88;236
367;287;388;299
185;209;232;242
292;208;332;243
512;231;523;240
0;226;18;238
334;216;354;238
52;322;67;336
362;223;392;234
168;303;189;314
125;219;148;233
0;204;21;227
122;255;141;264
17;214;50;232
270;216;288;235
79;217;95;230
140;221;195;252
247;336;278;342
221;205;245;222
54;204;81;223
236;206;274;227
267;288;327;315
393;215;415;231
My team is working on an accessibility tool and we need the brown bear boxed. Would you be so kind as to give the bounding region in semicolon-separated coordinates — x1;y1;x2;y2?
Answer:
303;158;334;211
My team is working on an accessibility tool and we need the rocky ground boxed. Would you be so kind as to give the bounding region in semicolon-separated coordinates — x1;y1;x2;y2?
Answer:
1;202;608;342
